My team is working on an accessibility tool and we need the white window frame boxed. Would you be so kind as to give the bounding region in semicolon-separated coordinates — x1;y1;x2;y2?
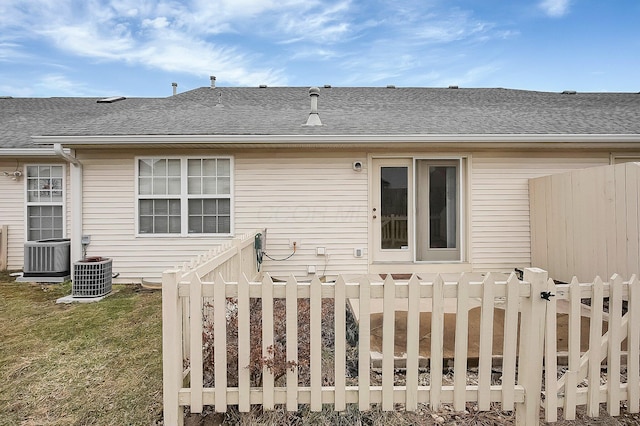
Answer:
369;154;469;264
135;156;234;237
24;164;66;241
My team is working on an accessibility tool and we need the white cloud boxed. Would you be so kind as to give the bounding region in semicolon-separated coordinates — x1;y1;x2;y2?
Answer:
0;0;515;91
539;0;571;17
430;64;502;88
0;0;288;86
276;1;352;43
0;73;101;97
141;17;170;30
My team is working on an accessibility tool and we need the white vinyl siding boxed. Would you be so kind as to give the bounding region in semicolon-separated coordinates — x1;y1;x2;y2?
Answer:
234;152;369;278
76;149;616;281
80;151;368;281
0;160;69;270
0;161;27;269
470;153;609;273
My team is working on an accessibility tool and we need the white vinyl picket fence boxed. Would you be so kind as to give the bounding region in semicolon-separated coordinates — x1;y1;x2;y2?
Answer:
543;274;640;422
162;237;640;425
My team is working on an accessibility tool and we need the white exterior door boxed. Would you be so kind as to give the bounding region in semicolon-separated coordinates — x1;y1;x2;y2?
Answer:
372;158;461;263
372;158;413;262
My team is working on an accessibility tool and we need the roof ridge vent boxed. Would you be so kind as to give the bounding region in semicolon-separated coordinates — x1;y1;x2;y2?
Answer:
97;96;126;104
259;84;267;88
562;90;577;95
324;84;332;88
304;87;322;126
448;85;459;89
386;84;396;89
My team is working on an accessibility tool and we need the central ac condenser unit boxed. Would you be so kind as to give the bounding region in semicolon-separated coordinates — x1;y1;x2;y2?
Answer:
72;257;113;297
22;238;71;278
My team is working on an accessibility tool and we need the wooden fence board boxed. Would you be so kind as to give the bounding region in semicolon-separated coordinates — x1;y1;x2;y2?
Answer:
382;274;396;411
405;275;420;411
310;277;322;411
453;274;470;412
0;225;7;271
430;274;444;410
262;274;275;410
214;273;228;412
607;275;623;416
544;277;558;422
563;277;581;420
358;276;371;411
334;276;346;411
237;274;251;412
286;275;299;411
501;273;519;411
587;276;604;417
477;273;495;411
628;275;640;413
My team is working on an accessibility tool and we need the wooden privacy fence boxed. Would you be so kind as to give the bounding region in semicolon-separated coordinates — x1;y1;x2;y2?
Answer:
530;161;640;283
0;225;7;270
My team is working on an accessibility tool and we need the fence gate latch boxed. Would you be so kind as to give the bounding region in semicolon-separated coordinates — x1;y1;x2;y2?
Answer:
540;291;555;301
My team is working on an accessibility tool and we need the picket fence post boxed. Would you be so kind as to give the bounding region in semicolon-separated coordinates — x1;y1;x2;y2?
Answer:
162;269;184;426
515;268;548;426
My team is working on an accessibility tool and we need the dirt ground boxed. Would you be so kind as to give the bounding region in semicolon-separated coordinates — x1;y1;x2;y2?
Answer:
370;308;609;360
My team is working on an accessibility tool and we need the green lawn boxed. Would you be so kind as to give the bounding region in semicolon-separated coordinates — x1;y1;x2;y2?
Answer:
0;272;163;426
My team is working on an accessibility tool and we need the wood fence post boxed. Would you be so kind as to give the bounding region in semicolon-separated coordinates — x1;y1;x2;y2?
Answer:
162;269;184;426
0;225;8;270
515;267;548;426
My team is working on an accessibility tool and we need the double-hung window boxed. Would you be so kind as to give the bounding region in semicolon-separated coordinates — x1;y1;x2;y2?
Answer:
26;165;65;241
137;157;232;236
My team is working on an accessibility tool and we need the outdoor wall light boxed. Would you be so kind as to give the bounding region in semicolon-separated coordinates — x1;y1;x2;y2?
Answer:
3;170;22;181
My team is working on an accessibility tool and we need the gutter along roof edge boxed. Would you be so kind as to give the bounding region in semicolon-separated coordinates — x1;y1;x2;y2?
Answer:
31;133;640;146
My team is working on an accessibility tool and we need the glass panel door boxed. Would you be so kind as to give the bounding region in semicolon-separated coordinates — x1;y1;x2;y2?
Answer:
372;159;413;262
416;160;460;261
380;167;408;249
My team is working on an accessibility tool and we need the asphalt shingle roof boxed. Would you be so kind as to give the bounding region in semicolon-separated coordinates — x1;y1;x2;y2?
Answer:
2;87;640;149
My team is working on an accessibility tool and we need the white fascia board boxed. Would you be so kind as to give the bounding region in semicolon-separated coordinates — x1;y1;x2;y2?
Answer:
31;134;640;146
0;148;59;157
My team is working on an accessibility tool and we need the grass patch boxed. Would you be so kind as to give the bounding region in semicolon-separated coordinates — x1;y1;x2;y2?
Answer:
0;272;162;426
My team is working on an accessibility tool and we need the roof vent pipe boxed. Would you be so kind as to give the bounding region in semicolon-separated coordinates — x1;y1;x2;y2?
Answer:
172;82;177;96
305;87;322;126
210;76;216;88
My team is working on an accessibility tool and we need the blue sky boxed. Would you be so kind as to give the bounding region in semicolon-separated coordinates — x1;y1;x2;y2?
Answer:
1;0;638;97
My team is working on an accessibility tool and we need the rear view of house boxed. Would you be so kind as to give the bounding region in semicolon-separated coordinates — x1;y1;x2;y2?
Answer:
1;84;639;282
